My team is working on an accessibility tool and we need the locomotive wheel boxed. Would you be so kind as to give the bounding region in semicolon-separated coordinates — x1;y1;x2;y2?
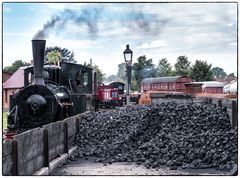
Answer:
16;85;58;129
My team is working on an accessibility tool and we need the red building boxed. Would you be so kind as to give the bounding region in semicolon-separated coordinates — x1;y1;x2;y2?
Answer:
184;81;224;95
141;76;192;93
202;81;224;94
3;67;25;111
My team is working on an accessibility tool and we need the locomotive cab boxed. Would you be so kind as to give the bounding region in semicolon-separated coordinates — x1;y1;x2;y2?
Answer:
24;65;61;86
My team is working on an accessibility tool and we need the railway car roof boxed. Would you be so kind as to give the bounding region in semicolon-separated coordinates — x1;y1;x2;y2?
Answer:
141;76;186;84
187;81;224;88
105;81;125;85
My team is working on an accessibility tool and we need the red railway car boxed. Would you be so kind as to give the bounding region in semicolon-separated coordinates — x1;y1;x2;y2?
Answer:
106;81;125;104
141;76;193;93
97;83;123;108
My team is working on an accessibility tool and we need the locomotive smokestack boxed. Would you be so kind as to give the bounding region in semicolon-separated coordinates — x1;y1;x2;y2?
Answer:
32;40;46;85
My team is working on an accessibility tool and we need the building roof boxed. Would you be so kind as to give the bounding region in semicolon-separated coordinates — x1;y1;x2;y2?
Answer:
224;80;237;93
3;67;25;89
141;76;185;84
3;72;12;83
187;81;224;88
3;71;13;75
215;76;237;85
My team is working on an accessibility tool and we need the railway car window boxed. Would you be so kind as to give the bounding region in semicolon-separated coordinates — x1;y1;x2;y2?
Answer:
76;70;88;87
28;72;33;84
83;71;88;86
112;91;118;98
104;91;109;99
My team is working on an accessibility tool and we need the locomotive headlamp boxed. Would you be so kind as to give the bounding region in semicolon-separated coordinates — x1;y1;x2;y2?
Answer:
123;44;133;63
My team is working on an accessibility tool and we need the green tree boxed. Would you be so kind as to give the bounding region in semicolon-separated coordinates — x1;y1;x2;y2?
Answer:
3;60;30;74
190;60;214;81
131;79;138;92
174;56;191;76
211;67;227;78
84;62;106;82
47;50;61;63
105;75;119;83
157;58;172;77
132;55;156;91
227;73;236;77
117;63;127;82
45;46;76;63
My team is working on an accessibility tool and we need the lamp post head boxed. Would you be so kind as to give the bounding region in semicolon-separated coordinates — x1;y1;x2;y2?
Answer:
123;44;133;63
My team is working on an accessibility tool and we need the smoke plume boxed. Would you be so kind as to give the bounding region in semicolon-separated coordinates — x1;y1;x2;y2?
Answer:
128;9;170;36
33;5;170;40
33;6;102;40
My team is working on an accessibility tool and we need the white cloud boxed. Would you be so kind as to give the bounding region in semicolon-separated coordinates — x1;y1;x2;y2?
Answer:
3;42;32;67
44;3;67;10
136;40;168;49
4;7;11;12
4;32;32;37
47;35;97;49
44;3;88;10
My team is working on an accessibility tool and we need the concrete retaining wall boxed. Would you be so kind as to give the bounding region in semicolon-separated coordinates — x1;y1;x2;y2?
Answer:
64;115;77;147
2;114;80;176
2;140;13;175
43;121;64;162
12;127;44;175
152;98;193;104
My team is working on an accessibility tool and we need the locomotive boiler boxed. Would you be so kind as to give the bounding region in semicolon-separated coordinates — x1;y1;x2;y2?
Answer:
7;40;97;133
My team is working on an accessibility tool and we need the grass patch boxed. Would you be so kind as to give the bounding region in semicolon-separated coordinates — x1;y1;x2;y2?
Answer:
3;112;8;129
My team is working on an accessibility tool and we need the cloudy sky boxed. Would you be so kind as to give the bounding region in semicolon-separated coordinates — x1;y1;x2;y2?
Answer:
3;2;237;76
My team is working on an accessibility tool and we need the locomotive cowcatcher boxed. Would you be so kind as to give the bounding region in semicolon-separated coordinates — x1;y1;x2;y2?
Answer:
6;40;97;137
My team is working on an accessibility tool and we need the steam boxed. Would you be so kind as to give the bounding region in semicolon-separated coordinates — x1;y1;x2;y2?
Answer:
33;16;61;39
33;6;102;40
33;5;169;40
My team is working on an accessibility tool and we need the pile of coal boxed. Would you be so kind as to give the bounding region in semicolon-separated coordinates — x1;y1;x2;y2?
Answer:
73;102;237;171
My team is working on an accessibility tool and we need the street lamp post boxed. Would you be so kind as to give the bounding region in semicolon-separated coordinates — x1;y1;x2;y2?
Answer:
123;44;133;106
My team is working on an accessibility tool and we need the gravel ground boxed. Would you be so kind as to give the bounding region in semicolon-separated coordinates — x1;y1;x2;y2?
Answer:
50;157;230;176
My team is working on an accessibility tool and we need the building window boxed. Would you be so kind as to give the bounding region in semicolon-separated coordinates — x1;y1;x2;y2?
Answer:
5;90;7;103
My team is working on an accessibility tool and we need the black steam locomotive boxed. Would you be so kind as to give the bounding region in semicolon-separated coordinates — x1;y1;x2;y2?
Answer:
7;40;97;134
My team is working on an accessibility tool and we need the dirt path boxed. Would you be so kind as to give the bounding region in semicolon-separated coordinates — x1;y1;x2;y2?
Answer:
50;157;229;176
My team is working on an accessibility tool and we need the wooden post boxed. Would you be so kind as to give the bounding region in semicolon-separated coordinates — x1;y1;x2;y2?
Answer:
232;100;238;128
64;122;68;153
76;118;80;133
208;98;212;104
218;100;222;107
12;140;18;176
43;129;49;167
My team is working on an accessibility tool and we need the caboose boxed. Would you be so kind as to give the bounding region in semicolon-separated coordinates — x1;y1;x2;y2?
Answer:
96;82;125;108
